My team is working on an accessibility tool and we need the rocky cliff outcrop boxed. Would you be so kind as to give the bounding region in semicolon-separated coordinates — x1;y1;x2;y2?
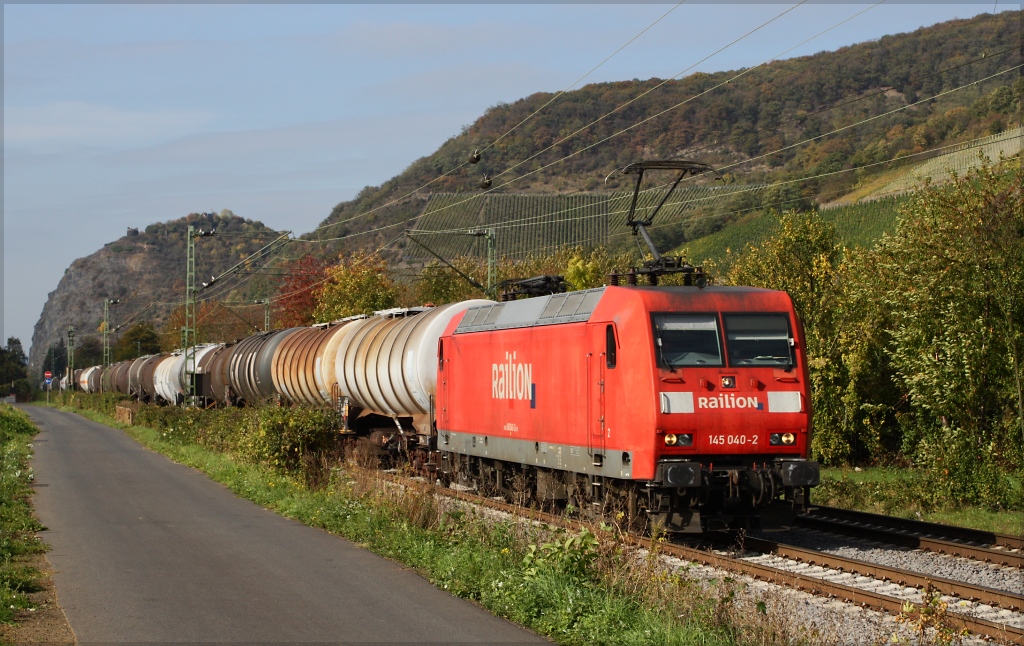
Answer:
30;212;280;371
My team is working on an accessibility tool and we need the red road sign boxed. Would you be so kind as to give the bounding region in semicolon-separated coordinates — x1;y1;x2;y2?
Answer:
44;371;52;379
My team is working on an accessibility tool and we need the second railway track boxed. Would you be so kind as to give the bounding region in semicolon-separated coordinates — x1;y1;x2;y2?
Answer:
429;482;1024;645
797;506;1023;569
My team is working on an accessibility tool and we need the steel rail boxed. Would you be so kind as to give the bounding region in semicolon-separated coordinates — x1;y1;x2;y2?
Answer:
429;485;1023;645
657;539;1024;646
806;506;1024;551
741;535;1024;611
796;515;1023;569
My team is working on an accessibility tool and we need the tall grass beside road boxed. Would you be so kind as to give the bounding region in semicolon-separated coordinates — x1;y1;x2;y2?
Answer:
49;395;832;646
0;404;45;625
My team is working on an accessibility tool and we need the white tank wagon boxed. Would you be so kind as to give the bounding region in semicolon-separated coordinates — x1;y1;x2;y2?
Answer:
333;301;493;433
153;352;186;405
78;366;99;393
178;344;223;403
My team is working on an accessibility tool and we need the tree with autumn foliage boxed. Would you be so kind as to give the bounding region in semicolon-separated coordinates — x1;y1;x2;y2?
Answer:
159;302;261;351
274;254;327;328
314;252;398;321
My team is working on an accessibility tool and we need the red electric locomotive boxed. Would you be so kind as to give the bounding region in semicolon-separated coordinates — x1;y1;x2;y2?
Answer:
435;160;819;532
436;284;819;532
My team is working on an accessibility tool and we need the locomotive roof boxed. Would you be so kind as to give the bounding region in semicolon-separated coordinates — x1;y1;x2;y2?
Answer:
456;287;606;333
454;285;785;334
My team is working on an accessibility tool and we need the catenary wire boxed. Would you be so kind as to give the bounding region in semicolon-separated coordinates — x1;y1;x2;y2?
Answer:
677;44;1020;159
383;40;1019;241
153;51;1023;312
285;4;888;252
303;2;689;239
411;1;881;224
462;62;1024;233
416;129;1021;247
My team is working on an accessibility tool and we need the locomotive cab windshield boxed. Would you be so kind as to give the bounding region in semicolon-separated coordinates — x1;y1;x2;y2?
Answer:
722;313;795;370
652;313;723;368
653;312;797;370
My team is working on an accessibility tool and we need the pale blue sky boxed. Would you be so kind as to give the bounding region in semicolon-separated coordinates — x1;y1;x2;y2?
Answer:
3;2;1011;351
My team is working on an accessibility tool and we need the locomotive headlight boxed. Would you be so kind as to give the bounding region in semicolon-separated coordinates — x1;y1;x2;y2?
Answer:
782;432;796;445
770;433;782;446
721;376;735;389
664;434;678;446
678;433;693;446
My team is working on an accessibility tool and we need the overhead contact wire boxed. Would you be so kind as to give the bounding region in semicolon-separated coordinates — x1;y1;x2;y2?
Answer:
427;61;1020;238
416;0;876;223
304;2;687;239
266;233;407;305
391;29;1013;242
714;63;1023;174
677;44;1020;158
430;130;1021;245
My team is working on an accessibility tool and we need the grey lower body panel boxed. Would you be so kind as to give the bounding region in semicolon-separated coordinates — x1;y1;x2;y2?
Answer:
438;429;633;479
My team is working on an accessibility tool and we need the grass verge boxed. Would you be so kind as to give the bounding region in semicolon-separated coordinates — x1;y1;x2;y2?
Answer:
0;404;46;626
816;466;1024;535
48;401;814;646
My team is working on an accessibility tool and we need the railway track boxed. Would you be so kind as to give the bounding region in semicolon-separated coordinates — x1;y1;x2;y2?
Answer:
738;535;1024;640
798;506;1023;569
431;485;1024;644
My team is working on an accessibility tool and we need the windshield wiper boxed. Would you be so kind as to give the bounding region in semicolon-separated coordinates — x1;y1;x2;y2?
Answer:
655;335;677;373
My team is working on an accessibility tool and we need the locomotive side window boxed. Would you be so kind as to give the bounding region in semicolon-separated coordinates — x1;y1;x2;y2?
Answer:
606;324;617;369
722;314;793;367
651;314;723;367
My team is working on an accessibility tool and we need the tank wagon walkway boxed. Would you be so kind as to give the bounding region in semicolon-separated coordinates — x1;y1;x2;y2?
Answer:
22;406;544;644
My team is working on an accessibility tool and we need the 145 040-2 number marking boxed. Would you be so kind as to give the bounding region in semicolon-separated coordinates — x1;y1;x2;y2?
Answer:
708;434;758;446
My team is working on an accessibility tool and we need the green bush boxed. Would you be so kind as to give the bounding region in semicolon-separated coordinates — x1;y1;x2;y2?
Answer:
0;404;45;624
234;406;339;470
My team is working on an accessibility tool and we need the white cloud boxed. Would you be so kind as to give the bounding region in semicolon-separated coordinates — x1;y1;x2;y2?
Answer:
3;101;213;150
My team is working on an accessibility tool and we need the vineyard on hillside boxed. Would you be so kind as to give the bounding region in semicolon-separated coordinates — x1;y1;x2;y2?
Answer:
681;195;914;272
406;125;1019;270
875;126;1022;197
406;183;761;261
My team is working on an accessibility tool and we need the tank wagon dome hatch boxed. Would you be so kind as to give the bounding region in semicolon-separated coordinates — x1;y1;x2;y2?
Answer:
455;287;606;334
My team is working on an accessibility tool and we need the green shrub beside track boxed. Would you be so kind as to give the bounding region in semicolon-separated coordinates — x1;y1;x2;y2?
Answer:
0;404;45;625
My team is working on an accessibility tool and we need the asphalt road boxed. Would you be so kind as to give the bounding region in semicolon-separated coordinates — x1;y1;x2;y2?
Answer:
23;405;545;644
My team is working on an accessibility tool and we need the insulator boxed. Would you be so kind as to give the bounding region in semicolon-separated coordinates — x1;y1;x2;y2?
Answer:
626;270;638;286
648;274;658;286
607;271;620;286
479;175;492;189
469;150;481;164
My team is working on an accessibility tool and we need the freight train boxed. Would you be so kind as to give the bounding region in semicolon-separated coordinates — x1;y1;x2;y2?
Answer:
69;284;819;532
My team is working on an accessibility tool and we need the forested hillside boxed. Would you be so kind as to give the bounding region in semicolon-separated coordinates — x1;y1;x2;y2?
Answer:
310;10;1020;258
